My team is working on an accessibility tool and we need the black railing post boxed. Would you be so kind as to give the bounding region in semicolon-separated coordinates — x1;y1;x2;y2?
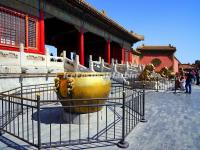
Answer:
123;81;125;92
140;84;147;122
0;124;2;136
0;96;3;136
37;94;41;149
20;75;23;114
117;91;129;148
156;77;159;92
0;128;2;136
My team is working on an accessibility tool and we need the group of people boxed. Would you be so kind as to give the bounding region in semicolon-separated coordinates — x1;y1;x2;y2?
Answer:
176;69;200;94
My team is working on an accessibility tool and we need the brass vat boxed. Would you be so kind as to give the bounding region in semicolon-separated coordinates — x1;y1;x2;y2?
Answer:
55;72;111;113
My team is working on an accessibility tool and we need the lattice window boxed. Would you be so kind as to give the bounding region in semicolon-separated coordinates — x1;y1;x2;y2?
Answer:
0;7;25;47
0;6;38;49
28;19;36;48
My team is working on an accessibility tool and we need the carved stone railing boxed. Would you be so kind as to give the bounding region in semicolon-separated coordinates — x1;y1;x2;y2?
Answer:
91;56;146;85
0;43;145;75
64;55;89;72
93;57;111;72
92;57;129;84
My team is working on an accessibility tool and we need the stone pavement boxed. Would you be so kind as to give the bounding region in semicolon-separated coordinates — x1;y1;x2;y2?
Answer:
0;85;200;150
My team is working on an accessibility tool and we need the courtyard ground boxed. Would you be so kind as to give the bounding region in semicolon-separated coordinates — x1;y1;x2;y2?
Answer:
0;85;200;150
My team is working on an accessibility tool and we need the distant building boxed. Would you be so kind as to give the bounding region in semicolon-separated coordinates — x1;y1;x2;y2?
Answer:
179;64;195;72
137;45;180;73
130;49;141;65
174;56;181;73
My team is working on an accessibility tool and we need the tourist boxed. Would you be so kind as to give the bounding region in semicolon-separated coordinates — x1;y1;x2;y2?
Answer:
192;70;196;84
179;76;185;91
175;74;180;90
198;69;200;85
185;70;194;94
196;69;200;85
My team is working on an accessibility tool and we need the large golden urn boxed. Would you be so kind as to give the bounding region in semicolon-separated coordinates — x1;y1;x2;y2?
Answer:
55;72;111;113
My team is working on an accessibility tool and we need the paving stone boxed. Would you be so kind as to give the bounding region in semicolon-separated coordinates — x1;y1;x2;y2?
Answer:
0;85;200;150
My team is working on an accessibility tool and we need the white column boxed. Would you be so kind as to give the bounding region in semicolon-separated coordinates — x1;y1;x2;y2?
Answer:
74;55;80;72
45;48;49;69
63;50;66;59
99;56;102;62
89;55;94;72
125;61;129;72
100;59;104;72
111;58;114;68
115;59;118;65
113;64;117;72
63;50;66;70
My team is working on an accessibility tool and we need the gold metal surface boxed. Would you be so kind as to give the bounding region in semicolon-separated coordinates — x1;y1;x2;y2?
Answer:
55;72;111;113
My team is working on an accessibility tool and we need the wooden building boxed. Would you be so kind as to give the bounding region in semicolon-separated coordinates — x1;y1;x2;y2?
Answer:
179;64;194;72
137;45;180;73
130;49;141;65
0;0;144;67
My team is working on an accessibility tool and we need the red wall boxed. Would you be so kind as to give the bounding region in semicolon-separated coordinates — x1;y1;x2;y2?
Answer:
173;57;179;73
140;54;174;72
124;50;129;63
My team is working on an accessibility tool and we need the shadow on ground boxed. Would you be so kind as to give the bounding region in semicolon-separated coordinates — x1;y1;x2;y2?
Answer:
32;107;67;124
0;136;29;150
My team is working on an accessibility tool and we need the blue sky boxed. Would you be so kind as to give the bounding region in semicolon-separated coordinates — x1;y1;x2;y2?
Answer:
84;0;200;64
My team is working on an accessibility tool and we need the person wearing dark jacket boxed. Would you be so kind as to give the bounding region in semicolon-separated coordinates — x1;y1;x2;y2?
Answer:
185;70;194;94
196;70;200;85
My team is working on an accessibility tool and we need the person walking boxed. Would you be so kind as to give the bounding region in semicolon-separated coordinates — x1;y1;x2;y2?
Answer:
185;70;194;94
192;70;196;84
196;69;200;85
179;76;185;91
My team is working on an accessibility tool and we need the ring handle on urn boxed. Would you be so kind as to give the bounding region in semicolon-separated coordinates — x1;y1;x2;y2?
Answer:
67;78;74;97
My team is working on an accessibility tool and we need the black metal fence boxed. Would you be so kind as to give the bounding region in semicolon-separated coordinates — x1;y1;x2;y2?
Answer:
0;82;146;149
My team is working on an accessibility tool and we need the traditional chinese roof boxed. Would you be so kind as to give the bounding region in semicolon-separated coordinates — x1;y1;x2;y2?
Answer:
174;56;181;64
66;0;144;42
137;44;176;52
179;64;194;70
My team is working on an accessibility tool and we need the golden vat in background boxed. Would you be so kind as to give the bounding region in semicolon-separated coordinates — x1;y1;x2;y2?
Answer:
55;72;111;113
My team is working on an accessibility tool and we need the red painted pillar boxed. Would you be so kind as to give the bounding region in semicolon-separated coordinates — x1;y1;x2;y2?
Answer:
39;10;45;55
128;52;132;63
79;30;84;65
130;52;133;63
128;52;130;63
121;48;125;64
106;39;111;64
